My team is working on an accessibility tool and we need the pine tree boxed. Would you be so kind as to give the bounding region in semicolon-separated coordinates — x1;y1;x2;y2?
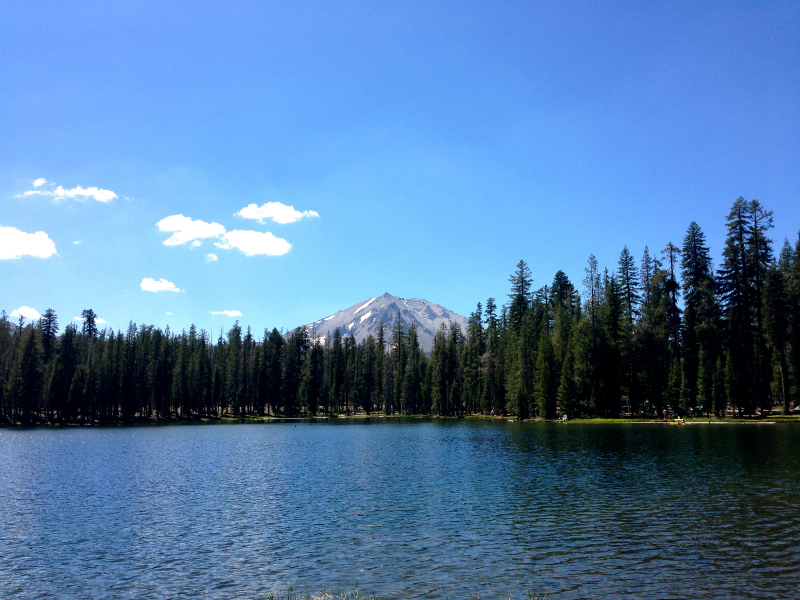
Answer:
39;308;59;363
598;274;623;416
81;309;98;339
447;322;464;415
402;325;422;414
551;270;576;311
330;329;345;413
299;343;323;415
640;246;654;312
618;246;641;322
390;313;407;414
788;234;800;409
583;254;601;328
508;313;535;420
696;345;712;415
637;258;670;417
226;323;243;416
534;328;557;419
282;328;308;416
763;264;790;413
464;303;485;415
508;260;533;331
712;354;726;416
557;338;577;418
5;324;43;422
264;328;284;415
375;320;387;414
480;298;501;414
430;324;448;415
717;197;774;414
681;222;716;411
662;242;682;358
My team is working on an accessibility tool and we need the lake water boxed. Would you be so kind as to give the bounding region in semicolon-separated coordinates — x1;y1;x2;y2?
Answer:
1;419;799;599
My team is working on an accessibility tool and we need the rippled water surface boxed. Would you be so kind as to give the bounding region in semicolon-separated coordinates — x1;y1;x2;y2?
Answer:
1;420;799;599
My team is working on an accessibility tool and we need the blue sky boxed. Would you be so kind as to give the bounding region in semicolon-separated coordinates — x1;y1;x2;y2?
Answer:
2;1;799;335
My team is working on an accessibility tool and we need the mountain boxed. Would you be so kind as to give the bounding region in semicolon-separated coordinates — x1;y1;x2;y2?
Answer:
299;293;469;352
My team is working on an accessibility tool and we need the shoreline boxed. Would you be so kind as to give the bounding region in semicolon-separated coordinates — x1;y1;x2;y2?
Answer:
2;413;798;428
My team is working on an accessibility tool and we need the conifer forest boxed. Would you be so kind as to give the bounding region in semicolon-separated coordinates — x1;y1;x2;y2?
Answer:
2;197;799;424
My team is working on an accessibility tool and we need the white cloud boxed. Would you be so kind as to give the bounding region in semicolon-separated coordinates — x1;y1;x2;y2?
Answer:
156;214;226;246
210;310;242;317
236;202;320;224
215;230;291;256
166;312;173;315
0;226;57;259
20;182;118;203
74;316;107;324
11;306;41;320
205;253;218;262
73;240;82;245
140;277;183;293
191;240;202;248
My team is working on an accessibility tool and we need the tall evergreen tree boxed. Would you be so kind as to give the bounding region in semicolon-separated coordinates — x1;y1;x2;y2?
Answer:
583;254;601;328
717;197;774;414
508;260;533;331
617;247;640;414
763;263;790;412
681;222;716;412
534;327;557;419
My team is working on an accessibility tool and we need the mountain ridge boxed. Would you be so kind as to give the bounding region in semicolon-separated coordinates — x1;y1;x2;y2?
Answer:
298;292;468;352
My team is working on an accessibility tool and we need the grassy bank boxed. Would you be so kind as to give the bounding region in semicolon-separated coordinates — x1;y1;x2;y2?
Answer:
5;411;800;428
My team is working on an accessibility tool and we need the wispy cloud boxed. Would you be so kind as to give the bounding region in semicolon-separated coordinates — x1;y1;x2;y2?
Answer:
236;202;319;224
205;253;218;262
19;179;118;203
140;277;183;293
156;214;226;246
210;310;242;317
11;306;41;320
215;230;291;256
0;226;57;259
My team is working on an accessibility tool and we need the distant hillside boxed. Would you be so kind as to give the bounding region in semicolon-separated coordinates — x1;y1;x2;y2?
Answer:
299;292;468;352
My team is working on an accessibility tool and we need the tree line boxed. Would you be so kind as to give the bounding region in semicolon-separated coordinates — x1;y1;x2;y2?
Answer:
1;197;799;424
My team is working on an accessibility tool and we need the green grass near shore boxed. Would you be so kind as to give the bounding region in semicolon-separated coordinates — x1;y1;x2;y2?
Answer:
6;411;800;428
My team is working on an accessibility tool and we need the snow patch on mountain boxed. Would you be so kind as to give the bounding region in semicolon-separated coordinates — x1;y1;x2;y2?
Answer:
297;292;468;352
354;297;376;315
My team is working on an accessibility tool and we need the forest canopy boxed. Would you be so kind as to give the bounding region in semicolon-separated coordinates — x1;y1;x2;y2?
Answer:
2;197;799;424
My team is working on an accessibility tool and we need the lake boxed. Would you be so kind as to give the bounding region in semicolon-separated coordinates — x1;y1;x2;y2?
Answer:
1;419;799;599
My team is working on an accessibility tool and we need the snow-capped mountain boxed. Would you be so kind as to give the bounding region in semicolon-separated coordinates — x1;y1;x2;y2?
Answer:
299;293;468;352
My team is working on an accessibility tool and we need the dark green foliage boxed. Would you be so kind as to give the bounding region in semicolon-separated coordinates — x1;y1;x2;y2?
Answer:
534;329;557;419
2;197;797;424
508;260;533;331
681;222;717;413
787;234;800;408
557;339;577;417
763;263;790;413
717;198;774;414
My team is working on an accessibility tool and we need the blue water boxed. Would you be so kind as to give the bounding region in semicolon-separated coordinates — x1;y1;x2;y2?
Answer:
1;420;799;599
